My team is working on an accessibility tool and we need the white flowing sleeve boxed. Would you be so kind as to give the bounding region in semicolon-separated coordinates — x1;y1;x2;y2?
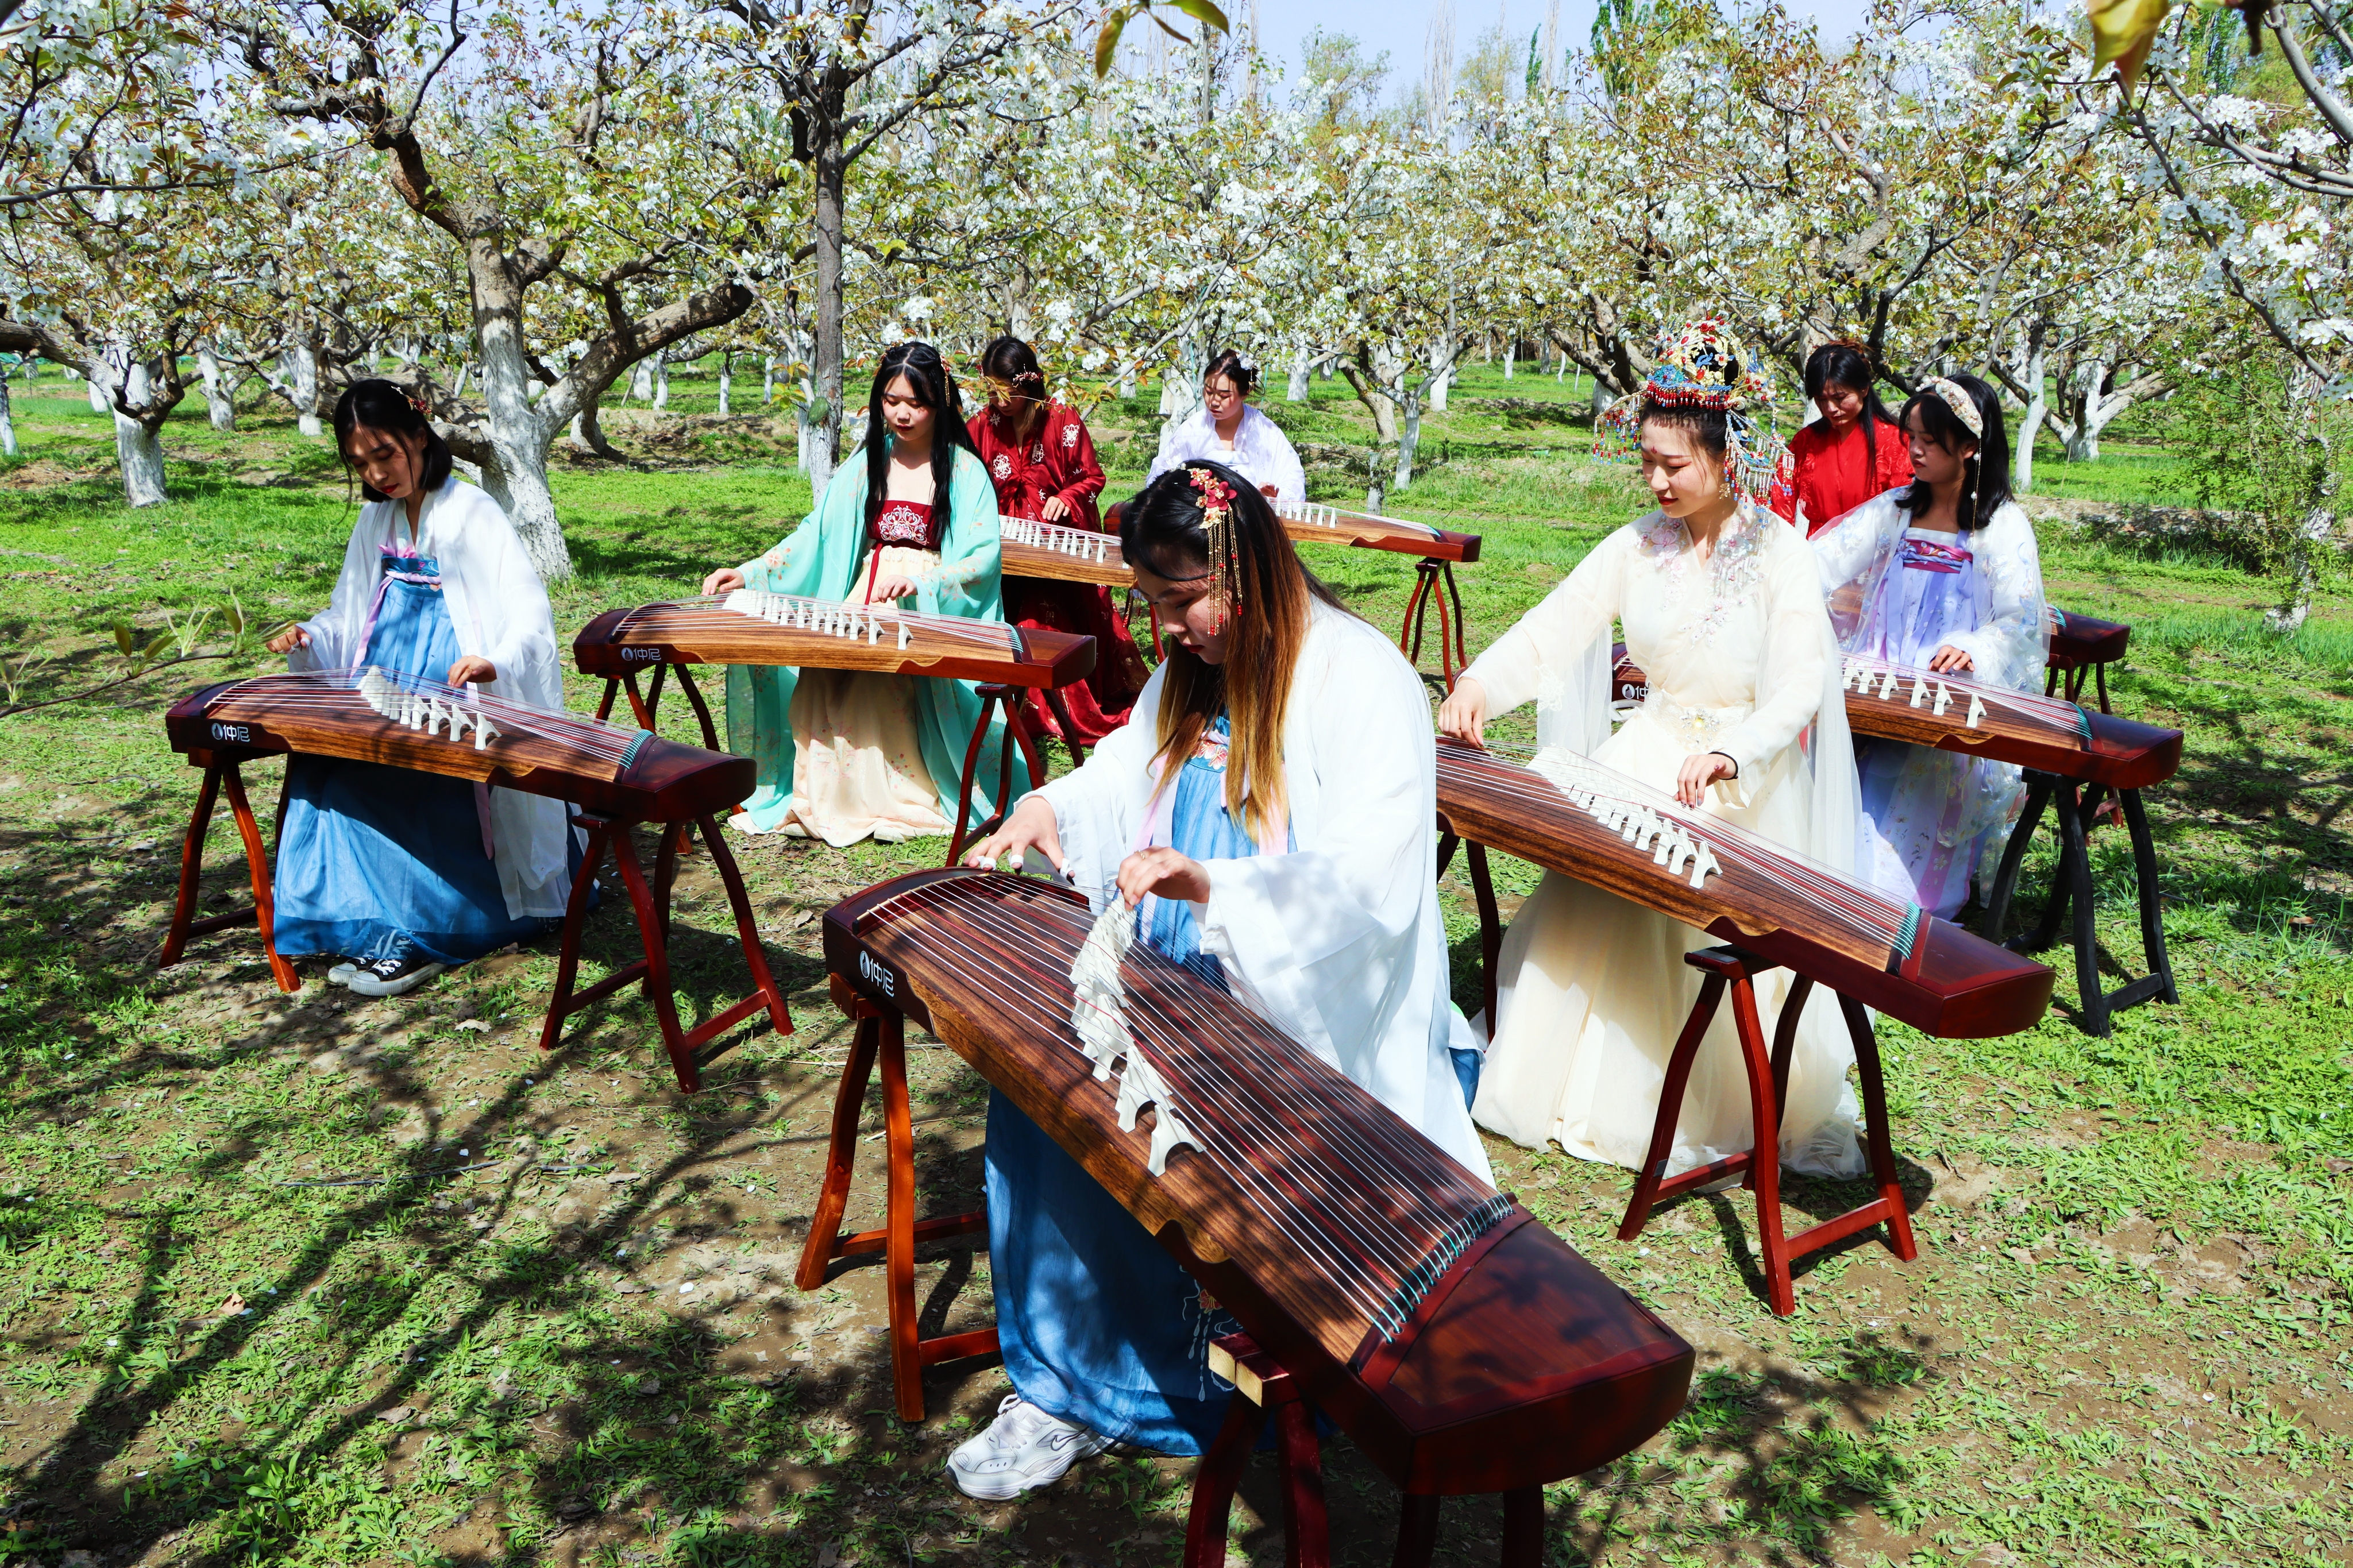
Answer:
1460;528;1625;719
461;495;561;698
1943;502;2047;693
1708;532;1831;787
288;508;384;671
1147;410;1210;484
1810;492;1904;650
1241;408;1307;504
1033;665;1169;897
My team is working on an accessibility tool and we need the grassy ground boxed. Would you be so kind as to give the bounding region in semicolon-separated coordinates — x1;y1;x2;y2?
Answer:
0;365;2348;1568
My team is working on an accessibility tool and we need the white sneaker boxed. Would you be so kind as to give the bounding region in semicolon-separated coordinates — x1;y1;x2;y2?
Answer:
944;1395;1110;1500
326;960;360;987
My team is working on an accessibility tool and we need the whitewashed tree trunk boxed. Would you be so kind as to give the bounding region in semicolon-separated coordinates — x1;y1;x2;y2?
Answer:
629;359;654;402
718;353;732;416
110;359;166;507
1428;339;1454;413
0;371;17;458
1395;386;1425;492
453;363;471;399
652;358;669;411
1287;342;1312;402
1503;339;1516;380
1156;340;1206;464
87;373;107;413
2011;339;2049;494
197;341;236;431
762;355;776;404
280;341;322;437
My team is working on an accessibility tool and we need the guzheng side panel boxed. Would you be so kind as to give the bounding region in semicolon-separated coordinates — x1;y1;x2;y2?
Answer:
999;538;1134;587
574;604;1097;690
1279;511;1483;563
1843;685;2183;791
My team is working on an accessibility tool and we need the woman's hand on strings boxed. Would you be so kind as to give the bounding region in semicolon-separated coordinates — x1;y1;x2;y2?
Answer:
1435;677;1489;748
1116;846;1210;909
265;625;310;656
1258;484;1279;499
446;655;496;688
1927;643;1975;674
702;567;746;597
1675;751;1737;808
867;571;919;603
962;795;1063;875
1040;494;1071;522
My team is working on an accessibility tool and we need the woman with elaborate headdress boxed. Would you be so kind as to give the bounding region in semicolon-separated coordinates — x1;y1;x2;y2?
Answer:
1770;340;1912;538
968;335;1148;747
1145;349;1307;504
1437;318;1866;1179
948;460;1488;1501
701;342;1008;846
1812;372;2047;918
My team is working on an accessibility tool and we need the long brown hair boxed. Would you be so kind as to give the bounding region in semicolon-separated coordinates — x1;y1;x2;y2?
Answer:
1117;461;1345;845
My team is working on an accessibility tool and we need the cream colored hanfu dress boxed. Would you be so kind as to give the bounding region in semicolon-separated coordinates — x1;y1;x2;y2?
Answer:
1465;500;1868;1177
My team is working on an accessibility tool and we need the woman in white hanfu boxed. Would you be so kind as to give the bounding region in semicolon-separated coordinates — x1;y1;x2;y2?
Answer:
1813;372;2047;918
1146;349;1307;504
947;461;1488;1502
1437;318;1865;1180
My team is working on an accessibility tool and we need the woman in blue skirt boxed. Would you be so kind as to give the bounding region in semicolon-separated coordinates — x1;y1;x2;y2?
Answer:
262;380;577;997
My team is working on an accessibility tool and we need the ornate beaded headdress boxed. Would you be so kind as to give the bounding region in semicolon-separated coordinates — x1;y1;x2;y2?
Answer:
1187;465;1240;629
1596;317;1788;501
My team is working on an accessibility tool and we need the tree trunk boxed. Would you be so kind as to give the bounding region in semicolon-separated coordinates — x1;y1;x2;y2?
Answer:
628;359;654;401
809;149;848;493
2062;362;2104;462
1287;342;1311;402
569;393;623;461
87;372;107;413
0;372;16;459
198;341;237;431
718;352;732;416
1341;347;1401;442
1503;339;1515;380
652;357;669;412
1395;384;1424;491
110;359;167;507
2012;341;2048;494
283;340;322;437
2266;506;2334;632
466;250;570;580
763;354;776;405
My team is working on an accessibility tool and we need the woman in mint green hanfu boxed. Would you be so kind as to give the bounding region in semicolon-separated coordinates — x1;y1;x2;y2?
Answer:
704;342;1009;846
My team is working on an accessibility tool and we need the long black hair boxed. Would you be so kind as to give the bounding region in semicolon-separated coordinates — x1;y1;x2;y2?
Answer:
861;342;981;535
1896;372;2011;532
333;379;454;503
1804;342;1901;474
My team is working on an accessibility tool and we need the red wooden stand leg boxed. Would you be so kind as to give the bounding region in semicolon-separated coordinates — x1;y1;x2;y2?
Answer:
158;757;295;990
1622;948;1919;1316
539;820;616;1056
1498;1487;1544;1568
696;814;793;1039
1182;1395;1271;1568
1398;563;1436;670
1390;1495;1440;1568
159;762;228;970
947;686;1008;866
1275;1400;1329;1568
794;976;993;1420
947;685;1048;867
1194;1336;1330;1568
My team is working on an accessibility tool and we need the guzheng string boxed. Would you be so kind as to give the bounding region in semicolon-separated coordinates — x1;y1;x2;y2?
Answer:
865;875;1505;1341
1838;654;2093;737
1273;500;1443;540
1449;738;1919;953
207;668;647;766
614;593;1021;655
998;514;1122;567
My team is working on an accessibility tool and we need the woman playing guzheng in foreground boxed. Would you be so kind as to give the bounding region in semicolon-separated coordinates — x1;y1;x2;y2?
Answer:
263;380;576;998
1145;349;1306;504
1768;339;1911;538
947;460;1491;1500
967;335;1147;747
703;341;1006;845
1812;372;2046;918
1436;318;1868;1180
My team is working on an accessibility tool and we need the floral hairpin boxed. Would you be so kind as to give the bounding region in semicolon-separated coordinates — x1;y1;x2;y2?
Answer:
1188;466;1240;631
407;391;433;420
1920;377;1984;439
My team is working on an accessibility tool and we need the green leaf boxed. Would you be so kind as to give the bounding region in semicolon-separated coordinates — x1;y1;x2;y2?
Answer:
1163;0;1231;32
112;623;134;658
1094;5;1137;77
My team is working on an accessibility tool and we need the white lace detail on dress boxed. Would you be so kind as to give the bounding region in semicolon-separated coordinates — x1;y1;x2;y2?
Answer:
1637;502;1770;647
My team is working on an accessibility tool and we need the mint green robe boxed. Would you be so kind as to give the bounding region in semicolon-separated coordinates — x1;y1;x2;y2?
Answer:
723;445;1009;833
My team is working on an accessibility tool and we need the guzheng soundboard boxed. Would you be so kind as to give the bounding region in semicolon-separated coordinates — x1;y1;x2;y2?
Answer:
997;514;1132;586
159;667;790;1087
811;867;1694;1500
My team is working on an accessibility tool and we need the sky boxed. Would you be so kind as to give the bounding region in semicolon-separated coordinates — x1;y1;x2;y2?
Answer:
1243;0;1876;96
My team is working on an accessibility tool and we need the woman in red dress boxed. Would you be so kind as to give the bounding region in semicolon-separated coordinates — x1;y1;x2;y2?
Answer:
1770;341;1911;538
969;335;1148;748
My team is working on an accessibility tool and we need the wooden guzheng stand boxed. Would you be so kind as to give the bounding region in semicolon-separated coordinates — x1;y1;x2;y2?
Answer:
572;594;1096;863
803;869;1694;1566
1614;628;2184;1036
1436;739;2054;1315
1004;504;1485;682
158;670;790;1091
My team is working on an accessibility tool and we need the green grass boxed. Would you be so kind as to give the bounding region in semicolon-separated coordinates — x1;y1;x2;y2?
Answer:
0;369;2348;1567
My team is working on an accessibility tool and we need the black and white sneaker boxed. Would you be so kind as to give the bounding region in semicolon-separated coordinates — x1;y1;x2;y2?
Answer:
347;953;446;998
326;958;360;987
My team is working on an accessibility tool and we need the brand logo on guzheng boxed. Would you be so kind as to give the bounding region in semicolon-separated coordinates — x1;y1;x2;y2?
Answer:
857;949;897;998
210;721;250;743
620;646;664;664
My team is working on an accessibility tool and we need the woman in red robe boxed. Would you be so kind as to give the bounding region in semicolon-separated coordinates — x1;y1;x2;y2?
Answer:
1770;341;1911;537
969;336;1148;749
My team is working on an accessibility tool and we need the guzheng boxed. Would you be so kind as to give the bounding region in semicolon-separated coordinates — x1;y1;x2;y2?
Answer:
821;868;1694;1497
1274;500;1482;563
997;513;1132;587
159;667;791;1088
573;591;1096;690
1435;738;2054;1038
1835;654;2182;791
997;505;1485;584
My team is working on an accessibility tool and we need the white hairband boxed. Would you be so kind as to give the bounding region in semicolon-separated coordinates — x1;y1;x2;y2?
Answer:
1922;377;1983;439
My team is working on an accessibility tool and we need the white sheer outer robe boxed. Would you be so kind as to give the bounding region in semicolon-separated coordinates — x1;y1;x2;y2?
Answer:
1463;503;1866;1176
1033;603;1493;1185
1147;405;1307;504
1812;492;2049;912
287;476;574;920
